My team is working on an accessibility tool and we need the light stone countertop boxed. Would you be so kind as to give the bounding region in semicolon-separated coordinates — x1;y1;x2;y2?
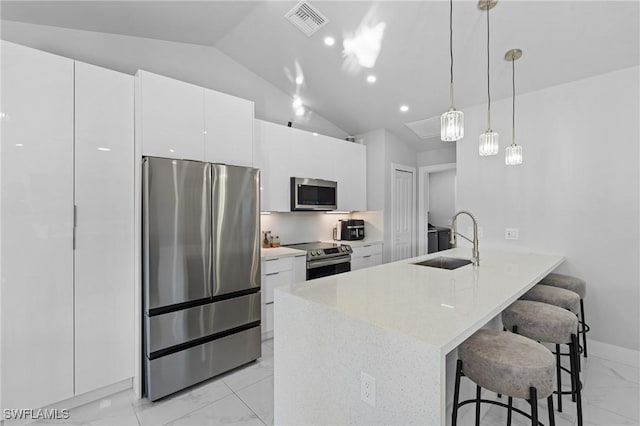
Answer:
260;246;306;260
275;247;564;354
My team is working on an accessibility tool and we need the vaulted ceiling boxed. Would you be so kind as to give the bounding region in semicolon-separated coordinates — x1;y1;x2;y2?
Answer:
2;1;638;150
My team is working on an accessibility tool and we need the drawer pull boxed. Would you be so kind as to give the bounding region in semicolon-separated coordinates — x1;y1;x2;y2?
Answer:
266;272;279;276
363;255;372;258
265;301;274;306
364;245;372;248
265;258;278;262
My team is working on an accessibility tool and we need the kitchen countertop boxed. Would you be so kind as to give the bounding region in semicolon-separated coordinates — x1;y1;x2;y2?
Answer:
260;246;306;260
274;248;565;425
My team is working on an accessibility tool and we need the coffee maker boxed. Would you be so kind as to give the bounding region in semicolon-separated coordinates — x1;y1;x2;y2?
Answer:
335;219;365;241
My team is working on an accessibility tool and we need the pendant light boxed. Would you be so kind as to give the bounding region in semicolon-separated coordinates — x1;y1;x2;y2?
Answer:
478;0;499;156
441;0;464;142
505;48;523;165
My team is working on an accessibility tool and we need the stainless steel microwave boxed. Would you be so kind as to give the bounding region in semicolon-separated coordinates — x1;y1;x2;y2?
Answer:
290;177;337;211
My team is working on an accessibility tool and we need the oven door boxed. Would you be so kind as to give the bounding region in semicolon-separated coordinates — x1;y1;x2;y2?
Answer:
307;256;351;280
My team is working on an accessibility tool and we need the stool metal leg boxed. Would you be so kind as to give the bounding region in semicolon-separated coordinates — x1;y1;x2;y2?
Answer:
569;341;577;403
507;396;513;426
555;344;562;412
475;385;481;426
529;387;538;426
571;334;584;426
452;360;463;426
547;395;556;426
580;299;588;358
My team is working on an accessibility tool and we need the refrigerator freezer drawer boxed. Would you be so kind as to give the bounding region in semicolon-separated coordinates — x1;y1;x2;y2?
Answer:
145;325;261;401
146;292;261;354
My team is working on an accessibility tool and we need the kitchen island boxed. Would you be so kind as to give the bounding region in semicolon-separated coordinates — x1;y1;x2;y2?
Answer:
273;248;565;426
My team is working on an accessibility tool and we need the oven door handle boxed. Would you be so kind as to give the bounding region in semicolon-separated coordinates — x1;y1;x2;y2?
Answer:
307;256;351;269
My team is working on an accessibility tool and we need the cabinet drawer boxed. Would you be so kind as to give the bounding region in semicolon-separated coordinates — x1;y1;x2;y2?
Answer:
263;269;293;303
351;253;382;271
352;243;383;259
263;256;294;274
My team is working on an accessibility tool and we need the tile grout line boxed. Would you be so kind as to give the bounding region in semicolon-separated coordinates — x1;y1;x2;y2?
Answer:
228;379;271;426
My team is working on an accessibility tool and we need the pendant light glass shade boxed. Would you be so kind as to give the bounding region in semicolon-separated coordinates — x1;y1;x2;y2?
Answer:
441;0;463;142
479;130;499;156
505;143;523;165
441;109;464;142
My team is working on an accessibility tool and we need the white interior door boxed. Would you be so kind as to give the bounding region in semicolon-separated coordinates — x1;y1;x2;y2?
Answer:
391;166;415;261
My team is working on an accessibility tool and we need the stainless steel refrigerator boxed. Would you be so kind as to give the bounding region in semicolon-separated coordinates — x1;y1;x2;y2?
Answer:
143;157;261;401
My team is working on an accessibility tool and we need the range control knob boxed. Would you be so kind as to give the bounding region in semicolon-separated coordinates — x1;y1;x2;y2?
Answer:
310;252;316;256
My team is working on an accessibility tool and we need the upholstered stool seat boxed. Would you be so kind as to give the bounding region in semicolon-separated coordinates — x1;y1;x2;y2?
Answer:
502;300;583;426
539;273;586;299
520;284;580;314
452;329;556;426
459;329;555;400
539;273;590;358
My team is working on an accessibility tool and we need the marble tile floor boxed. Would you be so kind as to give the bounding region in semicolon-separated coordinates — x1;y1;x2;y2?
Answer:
19;339;639;426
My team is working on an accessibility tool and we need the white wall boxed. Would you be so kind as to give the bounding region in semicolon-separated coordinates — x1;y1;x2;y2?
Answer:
456;66;640;351
0;20;348;139
360;129;418;263
428;169;456;228
418;145;457;167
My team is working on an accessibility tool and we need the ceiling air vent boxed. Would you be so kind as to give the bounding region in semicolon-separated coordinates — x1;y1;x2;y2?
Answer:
285;0;328;37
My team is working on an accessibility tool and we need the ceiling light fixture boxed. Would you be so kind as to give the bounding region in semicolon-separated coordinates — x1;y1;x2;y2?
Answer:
292;95;303;109
441;0;464;142
366;75;377;83
505;48;523;165
400;105;409;112
295;106;305;116
324;36;335;46
478;0;499;156
295;75;304;85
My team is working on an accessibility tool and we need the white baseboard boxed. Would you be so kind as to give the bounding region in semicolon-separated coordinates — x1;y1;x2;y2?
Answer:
588;339;640;368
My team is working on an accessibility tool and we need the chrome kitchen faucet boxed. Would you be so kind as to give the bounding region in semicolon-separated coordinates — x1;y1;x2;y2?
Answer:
450;211;480;266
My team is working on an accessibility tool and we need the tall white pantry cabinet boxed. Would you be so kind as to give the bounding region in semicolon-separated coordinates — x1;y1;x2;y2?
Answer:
0;41;134;410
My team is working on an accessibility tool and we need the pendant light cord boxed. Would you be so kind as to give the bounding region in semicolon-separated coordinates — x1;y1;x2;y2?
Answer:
486;4;491;129
512;55;516;145
449;0;454;109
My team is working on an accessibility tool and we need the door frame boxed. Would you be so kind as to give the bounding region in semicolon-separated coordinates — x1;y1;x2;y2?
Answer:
390;163;417;261
418;163;456;256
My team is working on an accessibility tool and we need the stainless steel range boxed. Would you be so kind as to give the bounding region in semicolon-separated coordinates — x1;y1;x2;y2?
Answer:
284;241;353;280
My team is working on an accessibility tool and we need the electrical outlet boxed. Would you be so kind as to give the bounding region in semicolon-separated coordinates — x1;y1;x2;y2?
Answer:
505;228;519;240
360;372;376;407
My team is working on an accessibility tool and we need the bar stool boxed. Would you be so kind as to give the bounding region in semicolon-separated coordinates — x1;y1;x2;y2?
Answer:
452;329;556;426
502;300;583;426
539;273;589;357
520;284;580;314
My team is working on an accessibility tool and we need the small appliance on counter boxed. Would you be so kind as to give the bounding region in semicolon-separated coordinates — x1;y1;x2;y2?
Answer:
335;219;365;241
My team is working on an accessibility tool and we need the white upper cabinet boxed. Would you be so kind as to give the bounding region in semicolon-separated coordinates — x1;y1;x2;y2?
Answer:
136;70;204;160
1;41;75;410
254;119;367;212
204;89;254;167
336;142;367;211
254;120;291;212
74;62;135;395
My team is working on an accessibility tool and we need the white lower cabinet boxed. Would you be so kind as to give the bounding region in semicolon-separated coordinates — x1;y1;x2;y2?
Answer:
261;255;306;338
351;243;383;271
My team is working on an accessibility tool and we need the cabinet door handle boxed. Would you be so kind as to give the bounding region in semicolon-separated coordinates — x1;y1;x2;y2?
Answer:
265;301;274;306
363;255;372;258
265;258;278;262
266;272;279;276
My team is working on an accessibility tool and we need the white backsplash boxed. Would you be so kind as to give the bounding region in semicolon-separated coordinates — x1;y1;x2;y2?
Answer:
260;211;383;246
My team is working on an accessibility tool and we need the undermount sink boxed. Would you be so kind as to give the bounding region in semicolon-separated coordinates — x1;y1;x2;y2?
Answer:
413;256;472;270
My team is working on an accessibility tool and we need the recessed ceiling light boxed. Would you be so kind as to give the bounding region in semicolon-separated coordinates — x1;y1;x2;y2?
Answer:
400;105;409;112
295;106;305;116
313;133;318;136
295;75;304;85
15;143;23;147
292;95;303;109
366;75;377;83
324;36;335;46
